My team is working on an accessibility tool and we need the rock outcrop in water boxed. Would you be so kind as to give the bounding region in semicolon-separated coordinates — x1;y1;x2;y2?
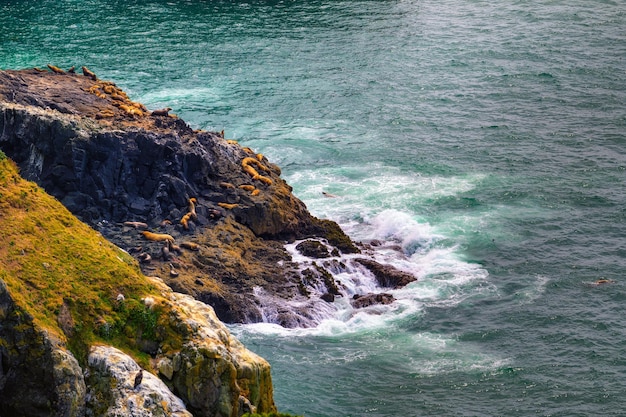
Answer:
0;66;421;414
0;68;361;327
0;68;417;328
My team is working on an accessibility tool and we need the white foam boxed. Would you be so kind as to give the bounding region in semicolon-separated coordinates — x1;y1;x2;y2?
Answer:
406;332;510;375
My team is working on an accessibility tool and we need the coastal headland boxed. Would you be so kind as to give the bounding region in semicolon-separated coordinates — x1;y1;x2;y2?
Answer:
0;67;417;416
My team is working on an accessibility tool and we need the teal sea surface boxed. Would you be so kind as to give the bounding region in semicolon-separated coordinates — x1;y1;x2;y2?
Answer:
2;1;626;415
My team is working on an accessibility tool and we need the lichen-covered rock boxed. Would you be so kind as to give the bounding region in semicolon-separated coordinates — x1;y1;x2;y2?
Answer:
148;276;275;416
86;345;192;417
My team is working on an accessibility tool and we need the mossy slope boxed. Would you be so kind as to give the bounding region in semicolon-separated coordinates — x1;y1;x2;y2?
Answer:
0;155;277;416
0;155;159;364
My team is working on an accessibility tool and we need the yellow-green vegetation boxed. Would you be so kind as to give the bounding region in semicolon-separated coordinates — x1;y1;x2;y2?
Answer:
0;157;176;368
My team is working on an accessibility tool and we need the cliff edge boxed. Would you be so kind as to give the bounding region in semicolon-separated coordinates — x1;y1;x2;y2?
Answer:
0;68;359;327
0;155;273;416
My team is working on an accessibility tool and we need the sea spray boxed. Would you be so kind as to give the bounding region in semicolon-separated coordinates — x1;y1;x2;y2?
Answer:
249;207;491;332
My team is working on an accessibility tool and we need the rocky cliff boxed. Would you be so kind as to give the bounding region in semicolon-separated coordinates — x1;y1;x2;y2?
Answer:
0;155;273;416
0;67;419;415
0;68;359;327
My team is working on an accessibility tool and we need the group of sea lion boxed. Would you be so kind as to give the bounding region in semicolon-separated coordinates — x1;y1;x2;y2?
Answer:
36;64;172;119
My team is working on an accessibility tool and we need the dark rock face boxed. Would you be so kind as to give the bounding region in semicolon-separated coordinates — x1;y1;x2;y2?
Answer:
354;258;417;288
0;69;358;325
0;281;86;417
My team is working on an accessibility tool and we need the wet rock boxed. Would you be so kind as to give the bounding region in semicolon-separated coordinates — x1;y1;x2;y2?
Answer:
296;239;331;258
351;292;396;309
354;258;417;288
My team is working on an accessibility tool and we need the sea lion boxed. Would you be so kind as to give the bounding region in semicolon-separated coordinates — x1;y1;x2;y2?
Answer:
162;244;171;261
95;109;116;119
138;253;152;263
220;130;225;138
123;221;148;229
253;174;273;185
226;140;238;145
208;208;223;219
151;107;172;117
67;66;75;73
242;157;271;173
322;191;338;198
592;279;615;286
219;182;235;189
243;164;259;178
82;66;97;80
241;159;274;186
251;189;260;196
169;263;179;277
218;202;238;210
141;231;174;243
180;212;194;230
47;64;65;74
188;198;198;219
33;67;47;72
167;240;182;254
119;103;144;117
180;241;200;251
238;184;256;191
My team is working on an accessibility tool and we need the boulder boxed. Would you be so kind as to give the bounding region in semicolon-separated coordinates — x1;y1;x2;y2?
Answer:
351;293;396;309
354;258;417;288
86;346;192;417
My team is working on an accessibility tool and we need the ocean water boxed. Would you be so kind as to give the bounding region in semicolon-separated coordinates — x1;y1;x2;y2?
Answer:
2;0;626;415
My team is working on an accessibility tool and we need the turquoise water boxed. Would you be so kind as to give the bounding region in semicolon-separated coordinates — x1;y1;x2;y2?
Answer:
2;0;626;415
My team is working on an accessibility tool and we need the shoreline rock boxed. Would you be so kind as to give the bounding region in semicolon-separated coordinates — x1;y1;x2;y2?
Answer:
0;68;358;326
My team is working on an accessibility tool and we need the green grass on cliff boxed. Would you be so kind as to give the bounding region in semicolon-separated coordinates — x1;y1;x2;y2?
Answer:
0;157;177;367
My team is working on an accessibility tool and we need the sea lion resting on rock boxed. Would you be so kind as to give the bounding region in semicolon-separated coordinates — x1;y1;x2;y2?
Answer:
47;64;65;74
180;212;194;230
218;202;238;210
151;107;172;117
180;242;200;251
82;66;97;80
140;230;174;243
124;221;148;229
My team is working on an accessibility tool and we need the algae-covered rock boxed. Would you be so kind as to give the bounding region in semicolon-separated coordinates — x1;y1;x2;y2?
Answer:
149;277;274;416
